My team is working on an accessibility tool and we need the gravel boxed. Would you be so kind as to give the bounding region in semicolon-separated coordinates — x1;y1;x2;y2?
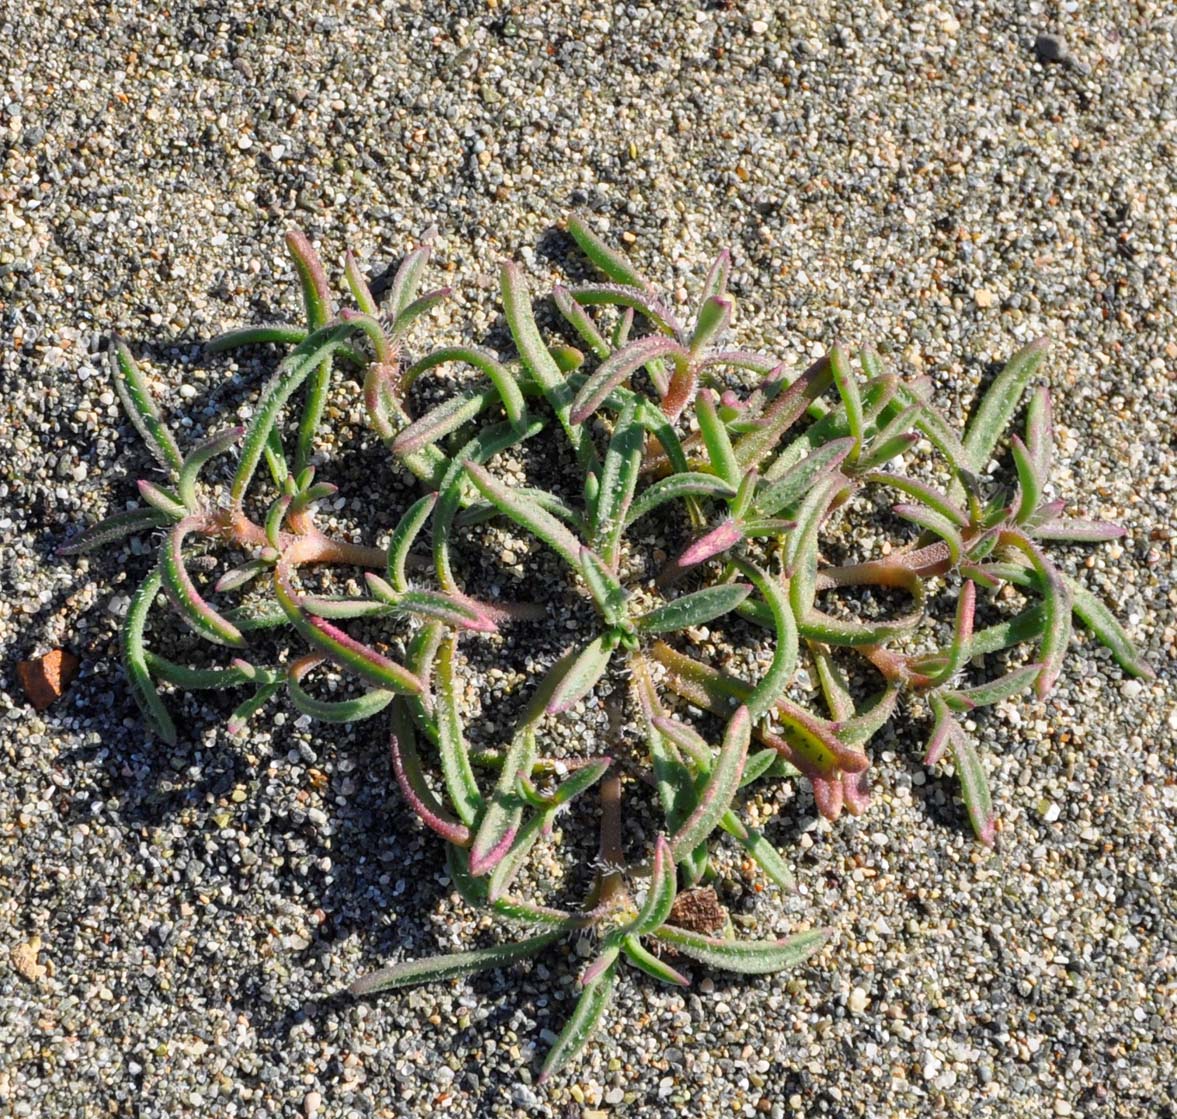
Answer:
1;3;1174;1117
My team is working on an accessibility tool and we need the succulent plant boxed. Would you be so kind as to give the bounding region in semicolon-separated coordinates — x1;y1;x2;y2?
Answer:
62;217;1150;1079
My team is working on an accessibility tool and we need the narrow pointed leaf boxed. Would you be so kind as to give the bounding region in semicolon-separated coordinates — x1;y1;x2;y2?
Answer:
287;659;395;723
436;635;484;825
1025;385;1053;482
1032;518;1126;543
538;963;618;1083
137;480;188;519
579;547;628;624
652;925;826;974
632;835;678;934
205;323;308;353
58;507;170;555
110;339;184;475
405;346;526;426
829;344;864;458
567;214;651;287
392;384;500;455
464;461;584;571
120;570;176;744
547;634;614;714
468;727;538;876
690;296;732;354
351;931;561;997
621;936;690;987
669;706;749;860
863;472;968;527
944;663;1041;711
553;284;611;359
949;724;996;845
570;335;688;426
635;583;752;634
390;702;471;845
894;503;964;566
160;519;245;647
626;473;736;526
733;560;799;720
696;388;740;488
962;337;1049;472
387;239;434;320
226;682;281;735
755;437;854;518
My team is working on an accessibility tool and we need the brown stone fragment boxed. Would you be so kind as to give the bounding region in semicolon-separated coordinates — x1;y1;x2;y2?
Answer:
666;886;727;935
11;936;46;982
16;648;80;712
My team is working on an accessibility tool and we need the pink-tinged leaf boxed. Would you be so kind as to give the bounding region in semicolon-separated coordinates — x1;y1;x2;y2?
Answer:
673;519;745;573
436;635;484;826
732;351;834;469
810;772;844;820
962;336;1049;473
160;518;245;647
286;656;395;723
579;945;621;988
1009;434;1044;525
700;248;732;303
632;835;679;934
1032;518;1126;542
285;230;332;328
1003;532;1072;697
1068;579;1154;680
944;663;1042;711
569;335;689;425
841;770;871;815
343;250;378;315
273;557;423;695
635;583;751;634
923;693;954;766
390;703;471;845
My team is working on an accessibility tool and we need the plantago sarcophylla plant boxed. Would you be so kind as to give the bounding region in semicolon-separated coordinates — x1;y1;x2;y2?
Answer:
62;217;1150;1080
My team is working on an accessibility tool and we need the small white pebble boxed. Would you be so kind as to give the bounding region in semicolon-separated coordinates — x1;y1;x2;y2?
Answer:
304;1091;322;1117
848;986;868;1014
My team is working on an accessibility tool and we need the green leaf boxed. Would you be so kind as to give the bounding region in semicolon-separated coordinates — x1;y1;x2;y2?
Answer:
733;828;795;892
1004;532;1073;697
696;388;741;488
176;426;244;508
625;472;736;526
690;296;733;354
591;398;643;564
944;663;1041;710
286;659;396;723
110;339;184;476
652;925;826;975
863;472;968;527
392;384;501;455
501;261;596;465
387;238;434;320
538;962;618;1083
1025;385;1053;483
669;706;749;861
390;701;471;845
205;323;308;353
405;345;526;427
579;547;628;625
1009;434;1043;524
350;931;561;997
894;503;964;566
1068;579;1153;678
274;557;424;696
436;634;484;826
631;835;678;934
468;727;538;877
733;559;799;720
120;570;176;744
949;724;996;845
620;936;690;987
829;344;864;459
567;214;651;287
547;634;614;714
487;806;558;901
962;337;1049;473
754;437;854;518
58;507;171;555
464;461;585;571
386;493;437;593
553;284;611;359
635;583;752;634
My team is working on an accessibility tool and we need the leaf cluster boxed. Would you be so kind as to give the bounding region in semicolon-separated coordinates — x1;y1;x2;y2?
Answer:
61;218;1150;1079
